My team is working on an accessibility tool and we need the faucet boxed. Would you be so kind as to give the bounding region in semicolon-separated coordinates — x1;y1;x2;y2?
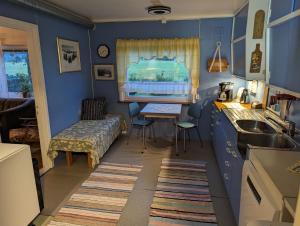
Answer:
265;111;296;137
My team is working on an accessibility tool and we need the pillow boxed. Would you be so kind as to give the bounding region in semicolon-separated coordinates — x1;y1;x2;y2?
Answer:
81;98;106;120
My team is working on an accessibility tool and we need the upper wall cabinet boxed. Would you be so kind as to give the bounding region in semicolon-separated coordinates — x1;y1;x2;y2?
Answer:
232;0;270;81
268;3;300;93
294;0;300;11
233;4;249;39
269;0;294;22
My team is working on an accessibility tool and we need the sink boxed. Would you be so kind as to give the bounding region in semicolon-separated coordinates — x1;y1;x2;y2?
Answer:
236;120;276;134
238;133;297;157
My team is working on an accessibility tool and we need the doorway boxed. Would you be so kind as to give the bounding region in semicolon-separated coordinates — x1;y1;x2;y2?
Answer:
0;16;52;174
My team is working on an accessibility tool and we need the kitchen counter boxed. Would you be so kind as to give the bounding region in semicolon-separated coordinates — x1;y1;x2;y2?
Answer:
214;101;252;111
249;149;300;217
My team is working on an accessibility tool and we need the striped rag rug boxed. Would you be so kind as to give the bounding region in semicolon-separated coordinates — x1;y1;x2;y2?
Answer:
48;162;143;226
149;158;218;226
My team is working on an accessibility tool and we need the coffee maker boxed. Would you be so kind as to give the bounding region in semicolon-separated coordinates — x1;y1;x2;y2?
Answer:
217;82;234;102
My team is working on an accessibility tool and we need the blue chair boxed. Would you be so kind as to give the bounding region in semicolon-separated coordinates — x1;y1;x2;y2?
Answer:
127;102;154;152
175;98;209;155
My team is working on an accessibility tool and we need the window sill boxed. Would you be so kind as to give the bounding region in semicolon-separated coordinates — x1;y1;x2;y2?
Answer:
119;96;192;104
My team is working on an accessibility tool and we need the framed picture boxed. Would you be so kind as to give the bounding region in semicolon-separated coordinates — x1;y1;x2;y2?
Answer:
57;37;81;73
94;64;115;80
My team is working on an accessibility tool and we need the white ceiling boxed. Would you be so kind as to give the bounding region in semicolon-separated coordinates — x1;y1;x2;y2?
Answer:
47;0;247;22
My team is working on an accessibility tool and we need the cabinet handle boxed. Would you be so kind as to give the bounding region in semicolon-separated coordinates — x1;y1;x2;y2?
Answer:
224;173;229;180
210;123;214;127
232;151;238;158
226;147;231;154
226;141;232;147
211;115;215;118
216;121;220;125
225;160;230;167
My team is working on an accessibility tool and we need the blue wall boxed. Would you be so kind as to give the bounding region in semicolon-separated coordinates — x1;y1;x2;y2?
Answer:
90;18;245;139
0;1;92;136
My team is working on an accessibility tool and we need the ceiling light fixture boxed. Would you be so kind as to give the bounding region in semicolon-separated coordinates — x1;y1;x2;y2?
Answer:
147;5;171;15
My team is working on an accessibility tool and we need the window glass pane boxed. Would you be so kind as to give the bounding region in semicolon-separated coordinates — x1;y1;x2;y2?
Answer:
270;16;300;93
294;0;300;10
3;51;32;93
233;39;246;77
127;57;189;82
270;0;294;22
126;57;190;98
234;4;248;39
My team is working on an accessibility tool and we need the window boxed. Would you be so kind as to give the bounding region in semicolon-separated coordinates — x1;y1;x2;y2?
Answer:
0;50;33;98
126;57;190;99
116;38;200;103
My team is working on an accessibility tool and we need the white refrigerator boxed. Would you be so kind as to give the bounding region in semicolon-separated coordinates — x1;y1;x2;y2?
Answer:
0;143;40;226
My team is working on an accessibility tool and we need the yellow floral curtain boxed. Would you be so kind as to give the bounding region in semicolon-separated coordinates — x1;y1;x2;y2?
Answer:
116;37;200;101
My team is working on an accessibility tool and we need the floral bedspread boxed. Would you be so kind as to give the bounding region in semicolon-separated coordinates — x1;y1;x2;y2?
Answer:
48;115;122;167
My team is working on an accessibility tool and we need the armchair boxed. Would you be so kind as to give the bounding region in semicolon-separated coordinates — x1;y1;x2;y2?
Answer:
0;98;35;143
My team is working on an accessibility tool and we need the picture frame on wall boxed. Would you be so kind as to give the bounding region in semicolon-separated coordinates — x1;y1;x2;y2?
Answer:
94;64;115;80
57;37;81;74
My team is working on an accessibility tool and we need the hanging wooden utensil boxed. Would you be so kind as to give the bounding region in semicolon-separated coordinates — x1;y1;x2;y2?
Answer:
207;42;229;73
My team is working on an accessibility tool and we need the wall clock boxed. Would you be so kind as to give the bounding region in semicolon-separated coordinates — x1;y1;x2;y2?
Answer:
97;44;110;58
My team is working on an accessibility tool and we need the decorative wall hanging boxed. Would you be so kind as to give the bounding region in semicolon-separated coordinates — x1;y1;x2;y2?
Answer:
250;43;262;73
97;44;110;58
94;64;114;80
253;10;265;39
57;37;81;74
207;42;229;72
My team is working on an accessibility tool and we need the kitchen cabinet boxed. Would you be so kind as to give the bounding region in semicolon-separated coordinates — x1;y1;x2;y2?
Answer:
233;4;248;39
233;39;246;78
211;105;244;224
295;0;300;11
269;16;300;93
269;0;294;22
232;0;269;81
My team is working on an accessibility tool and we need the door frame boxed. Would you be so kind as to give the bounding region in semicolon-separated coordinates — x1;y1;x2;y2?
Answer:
0;16;53;174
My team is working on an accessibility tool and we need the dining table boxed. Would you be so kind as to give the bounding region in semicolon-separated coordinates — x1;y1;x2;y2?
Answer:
140;103;182;154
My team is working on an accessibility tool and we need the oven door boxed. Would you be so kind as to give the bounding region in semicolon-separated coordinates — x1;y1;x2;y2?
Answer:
239;161;281;226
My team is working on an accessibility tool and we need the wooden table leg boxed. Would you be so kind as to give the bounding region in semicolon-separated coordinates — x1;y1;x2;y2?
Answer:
87;152;93;169
66;152;73;167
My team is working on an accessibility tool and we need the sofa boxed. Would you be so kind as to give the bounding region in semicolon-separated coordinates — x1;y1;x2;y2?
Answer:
0;98;36;143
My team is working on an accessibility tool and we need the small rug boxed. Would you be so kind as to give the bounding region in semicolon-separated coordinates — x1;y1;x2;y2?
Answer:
149;159;218;226
47;162;143;226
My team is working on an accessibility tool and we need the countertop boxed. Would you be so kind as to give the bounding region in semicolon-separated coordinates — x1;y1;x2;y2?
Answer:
249;149;300;215
214;101;252;111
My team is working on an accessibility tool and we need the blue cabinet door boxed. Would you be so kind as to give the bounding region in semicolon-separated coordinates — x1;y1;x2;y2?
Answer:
270;16;300;93
270;0;294;22
233;39;246;78
269;20;289;88
214;121;225;174
234;4;248;39
285;17;300;92
230;152;243;224
295;0;300;10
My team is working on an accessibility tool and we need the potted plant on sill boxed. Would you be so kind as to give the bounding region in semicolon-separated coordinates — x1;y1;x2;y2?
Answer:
19;73;33;98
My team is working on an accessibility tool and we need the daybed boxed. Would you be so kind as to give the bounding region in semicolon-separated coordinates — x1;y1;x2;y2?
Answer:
47;98;124;168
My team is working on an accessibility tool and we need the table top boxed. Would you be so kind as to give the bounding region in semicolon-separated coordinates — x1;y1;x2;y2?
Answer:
140;103;182;116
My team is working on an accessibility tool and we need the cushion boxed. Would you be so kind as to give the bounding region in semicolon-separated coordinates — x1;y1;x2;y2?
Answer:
0;99;6;111
3;99;26;111
81;97;106;120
